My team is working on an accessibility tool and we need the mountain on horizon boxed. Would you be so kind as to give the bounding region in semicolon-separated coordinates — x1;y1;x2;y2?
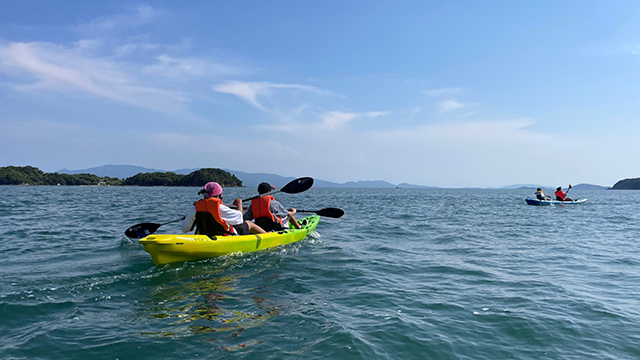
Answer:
58;164;606;189
496;183;607;190
57;164;435;188
58;164;165;178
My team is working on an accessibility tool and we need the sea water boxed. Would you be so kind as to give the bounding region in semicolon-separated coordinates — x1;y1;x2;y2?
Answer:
1;186;639;359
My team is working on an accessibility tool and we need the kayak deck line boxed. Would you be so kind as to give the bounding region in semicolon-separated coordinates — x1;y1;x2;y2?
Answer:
138;215;320;265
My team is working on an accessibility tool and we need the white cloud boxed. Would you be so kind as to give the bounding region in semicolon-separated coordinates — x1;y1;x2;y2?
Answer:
143;55;245;80
366;111;391;118
438;99;465;112
424;87;462;97
320;111;358;129
212;80;336;113
0;41;192;117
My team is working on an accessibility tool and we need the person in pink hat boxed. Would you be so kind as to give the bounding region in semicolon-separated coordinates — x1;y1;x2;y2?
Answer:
181;182;266;237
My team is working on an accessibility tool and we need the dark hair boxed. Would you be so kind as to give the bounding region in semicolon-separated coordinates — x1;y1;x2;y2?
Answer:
258;182;273;195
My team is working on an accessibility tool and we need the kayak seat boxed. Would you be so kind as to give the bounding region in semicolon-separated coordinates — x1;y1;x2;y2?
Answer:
254;216;284;232
193;212;231;239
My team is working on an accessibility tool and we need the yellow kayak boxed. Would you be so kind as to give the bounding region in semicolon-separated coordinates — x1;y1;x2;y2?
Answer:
139;215;319;265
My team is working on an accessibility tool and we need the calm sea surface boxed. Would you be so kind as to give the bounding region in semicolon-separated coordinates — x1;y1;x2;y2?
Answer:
1;186;640;359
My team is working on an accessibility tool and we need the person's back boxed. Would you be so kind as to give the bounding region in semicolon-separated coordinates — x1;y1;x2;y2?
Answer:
245;182;302;231
555;188;565;201
251;195;284;232
182;182;266;237
534;188;547;200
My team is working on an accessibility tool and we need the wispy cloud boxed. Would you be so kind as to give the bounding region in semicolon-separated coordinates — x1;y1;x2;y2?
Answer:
366;111;391;118
320;111;358;129
438;99;465;112
423;87;462;97
0;41;191;116
74;4;160;35
143;55;245;80
212;80;336;113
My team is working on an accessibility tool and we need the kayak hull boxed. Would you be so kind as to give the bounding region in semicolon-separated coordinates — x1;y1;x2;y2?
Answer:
525;198;587;206
139;215;319;265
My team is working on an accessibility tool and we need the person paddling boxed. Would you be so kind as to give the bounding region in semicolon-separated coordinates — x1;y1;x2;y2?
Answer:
181;182;266;238
554;185;573;202
534;188;551;200
244;182;302;231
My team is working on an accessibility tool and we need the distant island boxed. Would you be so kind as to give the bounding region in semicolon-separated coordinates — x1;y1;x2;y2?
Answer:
610;178;640;190
4;164;619;189
56;164;440;189
0;166;242;187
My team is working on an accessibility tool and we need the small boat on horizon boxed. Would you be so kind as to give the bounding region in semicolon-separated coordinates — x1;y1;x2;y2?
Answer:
525;198;588;206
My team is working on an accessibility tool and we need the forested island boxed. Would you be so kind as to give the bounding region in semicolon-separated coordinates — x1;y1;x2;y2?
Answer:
610;178;640;190
0;166;242;187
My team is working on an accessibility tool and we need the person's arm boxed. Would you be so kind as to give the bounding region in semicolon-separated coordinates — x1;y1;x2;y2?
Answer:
219;199;245;225
270;200;290;218
271;200;301;228
181;206;197;233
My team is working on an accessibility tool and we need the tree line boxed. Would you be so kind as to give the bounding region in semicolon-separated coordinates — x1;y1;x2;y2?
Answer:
610;178;640;190
0;166;243;187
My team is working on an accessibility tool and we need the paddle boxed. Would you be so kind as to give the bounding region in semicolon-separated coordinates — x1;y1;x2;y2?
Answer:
123;177;314;239
124;217;185;239
241;177;314;202
295;207;345;218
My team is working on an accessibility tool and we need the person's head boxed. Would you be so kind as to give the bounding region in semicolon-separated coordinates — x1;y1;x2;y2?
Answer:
198;182;223;199
536;188;542;192
556;187;562;191
258;182;276;195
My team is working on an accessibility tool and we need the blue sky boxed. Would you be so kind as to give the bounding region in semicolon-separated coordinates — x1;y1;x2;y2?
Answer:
1;1;640;187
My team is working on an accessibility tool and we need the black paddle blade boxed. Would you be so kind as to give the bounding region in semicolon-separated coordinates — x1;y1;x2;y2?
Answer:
124;222;161;239
298;208;345;218
280;177;314;194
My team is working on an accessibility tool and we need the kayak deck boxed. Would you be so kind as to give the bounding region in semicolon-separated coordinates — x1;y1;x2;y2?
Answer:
525;198;587;206
139;215;320;266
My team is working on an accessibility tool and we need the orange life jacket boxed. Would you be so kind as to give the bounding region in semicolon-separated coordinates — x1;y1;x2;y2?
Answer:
194;197;236;235
251;196;283;226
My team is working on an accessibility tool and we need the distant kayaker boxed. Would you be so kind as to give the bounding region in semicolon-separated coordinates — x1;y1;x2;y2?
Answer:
181;181;266;237
554;185;573;202
243;182;302;231
534;188;551;200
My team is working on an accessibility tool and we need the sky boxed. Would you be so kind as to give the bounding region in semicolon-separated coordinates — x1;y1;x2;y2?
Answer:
1;1;640;187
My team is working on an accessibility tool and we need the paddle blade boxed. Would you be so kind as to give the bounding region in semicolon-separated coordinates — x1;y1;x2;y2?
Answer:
298;208;344;218
124;222;161;239
280;177;314;194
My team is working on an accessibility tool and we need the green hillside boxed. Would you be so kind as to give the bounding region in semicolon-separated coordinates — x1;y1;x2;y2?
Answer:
0;166;242;187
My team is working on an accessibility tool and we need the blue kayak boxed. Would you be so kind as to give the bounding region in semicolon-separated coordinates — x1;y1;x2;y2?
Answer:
525;198;587;206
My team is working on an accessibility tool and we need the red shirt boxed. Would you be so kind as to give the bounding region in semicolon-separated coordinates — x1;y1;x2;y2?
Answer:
555;190;566;201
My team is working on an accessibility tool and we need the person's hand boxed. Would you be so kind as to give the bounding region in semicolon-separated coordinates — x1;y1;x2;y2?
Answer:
233;198;242;210
289;208;297;214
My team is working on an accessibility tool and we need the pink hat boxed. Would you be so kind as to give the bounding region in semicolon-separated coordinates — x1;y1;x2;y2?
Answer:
203;182;222;198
